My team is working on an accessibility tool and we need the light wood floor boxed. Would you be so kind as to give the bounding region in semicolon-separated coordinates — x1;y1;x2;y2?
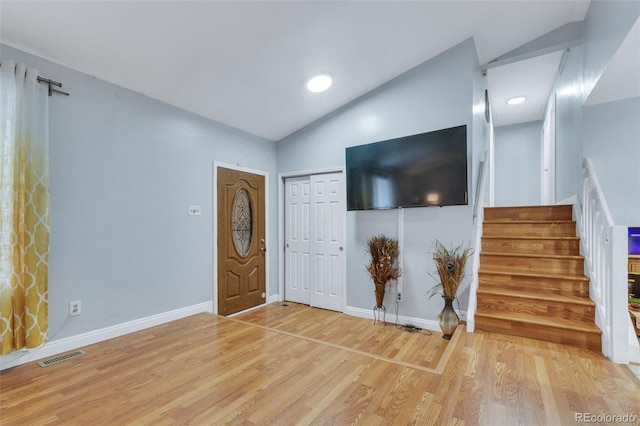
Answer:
1;303;639;425
234;303;455;373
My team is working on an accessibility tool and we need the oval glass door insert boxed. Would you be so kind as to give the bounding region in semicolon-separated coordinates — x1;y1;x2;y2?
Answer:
232;188;253;257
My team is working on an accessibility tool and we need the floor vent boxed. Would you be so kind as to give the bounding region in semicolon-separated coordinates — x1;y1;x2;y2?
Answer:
37;350;86;367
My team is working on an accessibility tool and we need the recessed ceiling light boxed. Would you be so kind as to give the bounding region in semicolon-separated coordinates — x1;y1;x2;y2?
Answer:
506;96;527;105
306;74;333;93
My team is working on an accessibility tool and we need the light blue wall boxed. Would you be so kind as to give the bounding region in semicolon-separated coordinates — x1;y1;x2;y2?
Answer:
583;97;640;226
494;121;542;206
0;44;278;342
582;1;640;99
552;0;640;202
1;0;634;359
277;39;484;321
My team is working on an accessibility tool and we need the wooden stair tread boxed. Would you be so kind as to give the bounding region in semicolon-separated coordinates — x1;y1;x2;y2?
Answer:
476;288;594;305
481;236;581;256
483;206;574;224
477;204;599;351
481;252;584;260
484;220;575;224
483;221;577;238
485;205;572;210
478;270;589;282
474;311;601;334
482;236;579;241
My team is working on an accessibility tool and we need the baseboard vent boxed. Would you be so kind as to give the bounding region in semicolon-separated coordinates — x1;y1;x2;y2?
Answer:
37;350;86;367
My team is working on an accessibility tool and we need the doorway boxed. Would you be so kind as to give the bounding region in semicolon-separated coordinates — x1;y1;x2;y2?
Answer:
216;166;267;315
283;172;345;312
541;94;556;204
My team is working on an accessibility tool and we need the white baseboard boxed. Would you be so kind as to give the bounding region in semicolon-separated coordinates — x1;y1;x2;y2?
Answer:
2;300;469;370
267;293;281;304
225;294;282;318
344;306;467;332
344;306;437;331
0;301;214;371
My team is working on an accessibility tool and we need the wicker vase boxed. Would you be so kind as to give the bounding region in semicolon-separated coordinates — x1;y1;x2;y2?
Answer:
374;282;386;309
438;297;459;340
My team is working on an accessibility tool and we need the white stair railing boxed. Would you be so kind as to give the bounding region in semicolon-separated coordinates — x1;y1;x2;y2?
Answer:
579;157;634;363
467;151;488;332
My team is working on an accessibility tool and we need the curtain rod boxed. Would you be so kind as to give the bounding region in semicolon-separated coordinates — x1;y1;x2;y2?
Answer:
36;76;70;97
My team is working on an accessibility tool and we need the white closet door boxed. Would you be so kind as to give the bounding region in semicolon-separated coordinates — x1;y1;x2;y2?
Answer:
284;177;311;304
309;173;345;312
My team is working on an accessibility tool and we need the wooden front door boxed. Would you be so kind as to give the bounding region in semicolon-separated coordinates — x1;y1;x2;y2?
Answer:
217;167;266;316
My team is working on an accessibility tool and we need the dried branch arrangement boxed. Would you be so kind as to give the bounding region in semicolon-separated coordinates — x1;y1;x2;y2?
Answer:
430;240;472;299
366;235;402;286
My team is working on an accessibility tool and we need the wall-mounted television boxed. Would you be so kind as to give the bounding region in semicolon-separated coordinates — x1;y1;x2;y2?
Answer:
346;125;467;211
630;227;640;255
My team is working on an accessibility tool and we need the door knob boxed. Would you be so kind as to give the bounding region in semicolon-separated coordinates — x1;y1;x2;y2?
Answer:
261;247;267;253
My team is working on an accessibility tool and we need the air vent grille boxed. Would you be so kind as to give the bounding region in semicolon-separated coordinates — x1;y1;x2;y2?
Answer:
37;350;86;367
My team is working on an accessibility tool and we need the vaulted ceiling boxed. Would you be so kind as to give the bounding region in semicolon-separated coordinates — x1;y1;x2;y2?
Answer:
0;1;593;140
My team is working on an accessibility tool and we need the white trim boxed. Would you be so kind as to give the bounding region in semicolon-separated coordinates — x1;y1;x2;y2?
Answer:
467;151;489;333
344;305;467;333
561;194;581;234
557;194;579;206
488;115;495;207
580;158;635;363
0;301;213;371
278;167;346;312
268;293;281;304
227;302;270;317
213;162;270;316
397;208;404;297
279;167;343;179
541;95;557;205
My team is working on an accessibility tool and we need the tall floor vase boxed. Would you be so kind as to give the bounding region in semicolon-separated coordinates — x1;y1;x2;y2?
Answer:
438;297;459;340
373;282;386;324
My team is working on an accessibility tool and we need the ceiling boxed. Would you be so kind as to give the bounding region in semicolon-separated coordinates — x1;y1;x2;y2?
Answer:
0;1;592;141
487;51;565;126
585;16;640;106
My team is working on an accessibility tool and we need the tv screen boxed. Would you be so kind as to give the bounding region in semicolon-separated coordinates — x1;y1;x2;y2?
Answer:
630;227;640;255
346;125;467;211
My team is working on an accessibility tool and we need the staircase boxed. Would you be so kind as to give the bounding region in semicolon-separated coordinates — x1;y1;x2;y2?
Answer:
475;205;602;351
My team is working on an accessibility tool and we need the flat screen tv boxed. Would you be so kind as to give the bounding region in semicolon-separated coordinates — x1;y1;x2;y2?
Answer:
630;227;640;255
346;125;467;211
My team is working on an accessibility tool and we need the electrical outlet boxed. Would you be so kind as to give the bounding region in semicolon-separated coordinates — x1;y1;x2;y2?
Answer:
397;292;403;302
69;300;81;317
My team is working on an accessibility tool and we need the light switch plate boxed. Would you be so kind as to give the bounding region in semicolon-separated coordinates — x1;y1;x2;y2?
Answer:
188;205;202;216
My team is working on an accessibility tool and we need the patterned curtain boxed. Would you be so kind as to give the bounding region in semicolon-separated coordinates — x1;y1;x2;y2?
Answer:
0;60;50;355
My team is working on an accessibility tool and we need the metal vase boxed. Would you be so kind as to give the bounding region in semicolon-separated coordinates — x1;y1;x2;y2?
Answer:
438;297;459;340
